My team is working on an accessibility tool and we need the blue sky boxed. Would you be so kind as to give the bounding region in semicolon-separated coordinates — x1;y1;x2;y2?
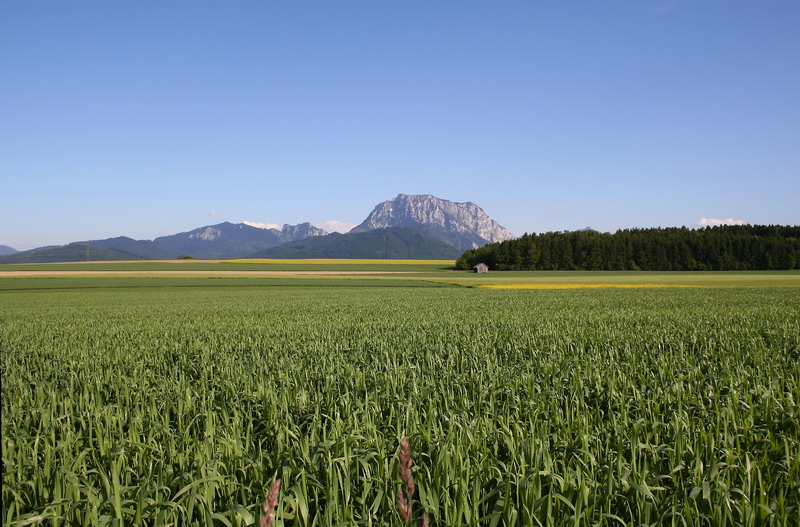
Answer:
2;0;798;250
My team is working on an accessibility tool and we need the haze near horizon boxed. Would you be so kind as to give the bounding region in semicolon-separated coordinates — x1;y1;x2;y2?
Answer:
2;0;798;250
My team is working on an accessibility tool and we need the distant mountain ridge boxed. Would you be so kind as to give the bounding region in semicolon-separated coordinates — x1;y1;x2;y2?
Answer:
79;236;181;260
0;245;18;256
351;194;513;250
0;222;329;263
153;222;328;259
248;227;462;260
0;243;147;264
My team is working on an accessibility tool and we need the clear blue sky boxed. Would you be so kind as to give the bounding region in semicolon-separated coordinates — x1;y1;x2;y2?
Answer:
2;0;798;250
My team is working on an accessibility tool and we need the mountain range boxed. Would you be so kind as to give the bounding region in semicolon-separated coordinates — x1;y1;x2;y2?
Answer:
0;194;513;263
152;222;328;259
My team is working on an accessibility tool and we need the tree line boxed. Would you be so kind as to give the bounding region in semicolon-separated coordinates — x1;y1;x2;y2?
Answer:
456;225;800;271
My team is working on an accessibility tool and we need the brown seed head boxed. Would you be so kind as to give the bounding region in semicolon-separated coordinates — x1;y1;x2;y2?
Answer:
397;437;420;523
259;479;282;527
396;488;411;523
398;437;415;499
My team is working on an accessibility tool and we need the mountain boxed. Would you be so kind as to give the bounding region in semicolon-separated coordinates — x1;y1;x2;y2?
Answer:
247;227;462;260
154;222;327;259
279;222;328;241
350;194;514;250
78;236;181;259
0;245;18;256
0;243;145;264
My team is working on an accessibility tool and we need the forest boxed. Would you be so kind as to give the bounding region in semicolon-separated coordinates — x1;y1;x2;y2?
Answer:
456;225;800;271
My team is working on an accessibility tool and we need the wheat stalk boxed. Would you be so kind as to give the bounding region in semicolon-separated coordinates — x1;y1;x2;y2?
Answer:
397;438;429;526
259;479;282;527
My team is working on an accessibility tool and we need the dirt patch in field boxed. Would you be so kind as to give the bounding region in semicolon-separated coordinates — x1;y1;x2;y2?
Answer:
0;270;424;277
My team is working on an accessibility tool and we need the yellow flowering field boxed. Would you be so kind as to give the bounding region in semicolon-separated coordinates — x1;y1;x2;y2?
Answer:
478;283;706;289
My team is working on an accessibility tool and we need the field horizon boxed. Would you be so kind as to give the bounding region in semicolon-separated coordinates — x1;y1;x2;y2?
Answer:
2;259;799;290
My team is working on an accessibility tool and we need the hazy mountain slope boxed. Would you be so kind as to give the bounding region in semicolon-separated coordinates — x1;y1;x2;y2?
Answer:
0;244;143;264
351;194;513;250
154;222;327;258
246;227;462;259
0;245;18;256
80;236;181;259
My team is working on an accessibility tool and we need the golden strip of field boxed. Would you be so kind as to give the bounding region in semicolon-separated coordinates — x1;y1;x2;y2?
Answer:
478;284;707;290
224;258;455;265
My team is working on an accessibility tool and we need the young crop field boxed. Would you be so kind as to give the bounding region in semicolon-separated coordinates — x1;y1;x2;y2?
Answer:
1;268;799;526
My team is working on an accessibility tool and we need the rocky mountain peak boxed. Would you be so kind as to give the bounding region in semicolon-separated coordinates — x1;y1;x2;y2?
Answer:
280;222;328;242
351;194;513;250
189;226;223;241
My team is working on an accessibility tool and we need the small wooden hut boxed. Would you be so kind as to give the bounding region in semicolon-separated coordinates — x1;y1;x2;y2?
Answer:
472;263;489;273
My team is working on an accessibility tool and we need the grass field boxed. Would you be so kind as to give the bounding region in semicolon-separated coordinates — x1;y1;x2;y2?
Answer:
1;262;799;526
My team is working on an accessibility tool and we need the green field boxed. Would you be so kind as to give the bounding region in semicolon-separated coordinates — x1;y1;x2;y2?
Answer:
433;270;800;289
1;266;799;526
